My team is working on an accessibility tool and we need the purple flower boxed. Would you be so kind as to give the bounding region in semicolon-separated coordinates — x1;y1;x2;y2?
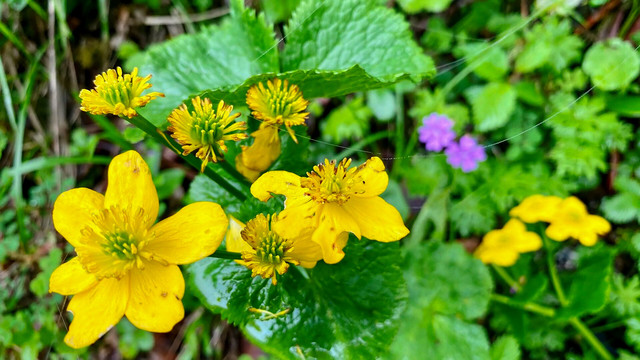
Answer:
418;113;456;152
445;135;487;173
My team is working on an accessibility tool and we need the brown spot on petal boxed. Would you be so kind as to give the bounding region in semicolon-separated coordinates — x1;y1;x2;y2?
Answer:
161;291;168;297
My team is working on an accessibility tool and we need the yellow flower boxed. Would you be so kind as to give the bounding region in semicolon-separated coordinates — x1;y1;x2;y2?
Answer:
246;78;309;143
545;196;611;246
48;151;228;348
251;157;409;264
168;96;248;172
474;219;542;267
79;67;164;118
225;214;322;285
509;194;563;223
235;125;281;181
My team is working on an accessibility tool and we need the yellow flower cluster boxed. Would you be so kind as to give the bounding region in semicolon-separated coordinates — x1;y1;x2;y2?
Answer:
475;194;611;267
78;69;308;175
511;195;611;246
250;157;409;264
54;69;410;349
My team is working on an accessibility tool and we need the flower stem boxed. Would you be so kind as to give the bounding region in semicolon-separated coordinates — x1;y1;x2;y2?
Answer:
492;265;521;292
544;236;568;306
208;250;242;260
490;294;555;317
127;114;248;201
569;317;614;360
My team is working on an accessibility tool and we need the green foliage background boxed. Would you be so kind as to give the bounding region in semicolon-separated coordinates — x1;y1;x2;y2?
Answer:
2;0;640;359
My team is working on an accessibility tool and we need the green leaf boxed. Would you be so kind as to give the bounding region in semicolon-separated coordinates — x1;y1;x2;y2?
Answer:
404;242;494;320
471;82;516;131
187;173;244;213
122;126;146;144
397;0;455;13
153;168;185;201
514;81;545;107
188;240;405;359
321;96;372;142
260;0;301;23
583;38;640;91
557;245;614;319
282;0;434;81
367;88;396;122
134;0;279;125
626;318;640;354
605;95;640;118
515;18;583;73
392;242;493;359
490;336;521;360
601;193;640;224
31;248;62;297
458;43;509;81
611;274;640;318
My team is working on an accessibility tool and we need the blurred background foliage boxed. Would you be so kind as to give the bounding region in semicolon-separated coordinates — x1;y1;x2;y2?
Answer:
2;0;640;359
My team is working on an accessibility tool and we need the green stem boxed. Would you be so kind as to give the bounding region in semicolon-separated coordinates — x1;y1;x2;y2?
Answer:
128;114;248;201
393;87;405;170
208;250;242;260
490;294;555;317
569;317;614;360
492;265;521;292
544;236;568;306
591;320;626;333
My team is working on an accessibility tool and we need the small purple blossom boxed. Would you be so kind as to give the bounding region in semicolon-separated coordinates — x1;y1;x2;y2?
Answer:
418;113;456;152
445;135;487;173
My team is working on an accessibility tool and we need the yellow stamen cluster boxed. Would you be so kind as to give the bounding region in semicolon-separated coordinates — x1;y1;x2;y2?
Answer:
168;96;248;172
301;158;366;205
240;214;298;285
79;67;164;118
246;78;309;143
76;207;154;280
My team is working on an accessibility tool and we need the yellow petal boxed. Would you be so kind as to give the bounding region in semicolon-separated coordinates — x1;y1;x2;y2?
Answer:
577;232;598;247
514;232;542;253
147;202;227;265
287;228;324;268
125;262;185;332
588;215;611;235
312;204;360;264
343;197;409;242
351;157;389;197
225;216;252;254
241;125;281;171
272;196;317;239
49;257;98;295
235;156;263;182
53;188;104;247
251;170;304;201
545;223;570;242
104;151;158;229
64;277;129;349
475;245;519;267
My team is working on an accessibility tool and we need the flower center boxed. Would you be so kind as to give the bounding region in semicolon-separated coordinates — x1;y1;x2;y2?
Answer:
76;207;152;279
101;80;137;108
102;231;140;260
254;232;287;265
192;111;226;146
239;214;298;285
301;159;357;204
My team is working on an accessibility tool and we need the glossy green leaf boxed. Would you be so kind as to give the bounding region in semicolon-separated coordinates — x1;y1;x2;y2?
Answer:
282;0;434;80
188;240;405;359
134;0;279;125
583;39;640;91
605;95;640;118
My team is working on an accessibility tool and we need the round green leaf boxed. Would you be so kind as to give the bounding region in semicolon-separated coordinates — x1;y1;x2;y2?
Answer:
583;39;640;91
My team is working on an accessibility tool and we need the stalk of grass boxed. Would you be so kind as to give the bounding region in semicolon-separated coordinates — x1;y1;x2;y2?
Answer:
13;47;46;247
0;57;17;131
15;156;112;175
